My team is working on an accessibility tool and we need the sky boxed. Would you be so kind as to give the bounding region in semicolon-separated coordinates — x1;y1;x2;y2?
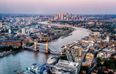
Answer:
0;0;116;14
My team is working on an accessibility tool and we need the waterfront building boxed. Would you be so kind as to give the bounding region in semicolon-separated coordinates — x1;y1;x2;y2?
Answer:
0;40;22;47
85;53;94;61
51;60;80;74
73;46;83;57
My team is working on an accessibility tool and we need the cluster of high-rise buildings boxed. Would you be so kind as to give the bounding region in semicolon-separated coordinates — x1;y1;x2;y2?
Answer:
51;13;85;21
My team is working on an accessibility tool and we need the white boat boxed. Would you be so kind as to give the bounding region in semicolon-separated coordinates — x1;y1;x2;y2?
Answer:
26;64;40;74
47;56;59;65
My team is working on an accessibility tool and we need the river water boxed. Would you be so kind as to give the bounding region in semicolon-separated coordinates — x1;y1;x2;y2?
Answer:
0;27;90;74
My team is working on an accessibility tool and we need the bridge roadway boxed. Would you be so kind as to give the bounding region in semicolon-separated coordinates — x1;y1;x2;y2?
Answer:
23;45;61;55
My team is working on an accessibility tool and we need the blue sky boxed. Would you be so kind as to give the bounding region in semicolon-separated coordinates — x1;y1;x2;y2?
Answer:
0;0;116;14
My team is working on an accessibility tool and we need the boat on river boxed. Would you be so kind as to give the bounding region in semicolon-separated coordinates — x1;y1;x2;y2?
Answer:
47;56;59;65
26;64;40;74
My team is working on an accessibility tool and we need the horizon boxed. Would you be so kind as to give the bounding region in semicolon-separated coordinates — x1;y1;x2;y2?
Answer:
0;13;116;15
0;0;116;14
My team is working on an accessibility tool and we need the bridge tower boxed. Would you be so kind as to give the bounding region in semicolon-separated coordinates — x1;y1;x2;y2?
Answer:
34;39;39;51
45;37;50;54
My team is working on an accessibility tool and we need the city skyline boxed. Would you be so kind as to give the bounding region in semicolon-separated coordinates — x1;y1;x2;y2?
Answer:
0;0;116;14
0;1;116;74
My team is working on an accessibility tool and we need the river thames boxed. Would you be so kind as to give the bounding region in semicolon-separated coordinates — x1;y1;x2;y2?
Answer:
0;27;90;74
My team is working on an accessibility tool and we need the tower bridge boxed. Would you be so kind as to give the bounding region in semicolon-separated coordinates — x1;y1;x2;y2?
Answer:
32;38;61;55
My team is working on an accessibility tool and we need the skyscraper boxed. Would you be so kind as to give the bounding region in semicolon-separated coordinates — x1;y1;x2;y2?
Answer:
21;28;26;34
8;28;12;34
0;22;3;28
